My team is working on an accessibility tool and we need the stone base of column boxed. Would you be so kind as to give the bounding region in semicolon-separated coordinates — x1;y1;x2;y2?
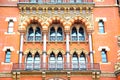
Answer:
19;51;23;63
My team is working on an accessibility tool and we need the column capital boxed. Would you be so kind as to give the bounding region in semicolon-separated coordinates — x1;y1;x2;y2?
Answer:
42;51;47;54
66;51;70;55
18;25;26;33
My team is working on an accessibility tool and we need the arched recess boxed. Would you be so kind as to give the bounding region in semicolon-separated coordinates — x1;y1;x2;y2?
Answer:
24;48;42;56
69;16;92;32
19;16;43;32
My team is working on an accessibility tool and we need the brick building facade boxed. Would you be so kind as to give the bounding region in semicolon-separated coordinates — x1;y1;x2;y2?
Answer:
0;0;120;80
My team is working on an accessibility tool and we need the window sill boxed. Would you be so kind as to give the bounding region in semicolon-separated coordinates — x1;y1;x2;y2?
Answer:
48;40;66;43
4;32;15;35
1;62;13;65
70;40;88;43
98;32;107;35
24;40;43;43
100;62;111;65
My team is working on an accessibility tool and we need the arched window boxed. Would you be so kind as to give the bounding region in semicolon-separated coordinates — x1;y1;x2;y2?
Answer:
49;52;56;70
57;52;63;70
50;27;56;41
101;49;107;63
79;52;86;69
28;27;34;41
98;20;105;33
49;25;64;41
34;52;40;70
71;27;77;41
8;20;14;33
27;24;42;42
26;52;33;70
72;52;79;70
35;27;41;41
57;27;63;41
79;27;85;41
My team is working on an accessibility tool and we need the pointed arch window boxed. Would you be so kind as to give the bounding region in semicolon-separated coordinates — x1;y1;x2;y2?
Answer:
57;27;63;41
79;27;85;41
49;25;63;41
35;27;41;41
71;27;77;41
57;52;63;70
28;27;34;41
27;25;42;42
98;20;105;33
72;52;79;70
101;49;107;63
79;52;86;69
34;52;40;70
49;52;56;70
50;27;56;41
26;52;33;70
71;25;86;41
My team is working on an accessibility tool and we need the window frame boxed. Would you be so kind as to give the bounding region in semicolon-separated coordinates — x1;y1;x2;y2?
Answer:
101;49;108;63
49;24;64;42
27;24;42;42
98;20;105;33
5;49;11;63
71;24;86;42
8;19;14;33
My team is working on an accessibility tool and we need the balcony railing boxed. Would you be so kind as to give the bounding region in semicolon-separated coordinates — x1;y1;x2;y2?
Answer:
12;63;100;71
18;0;94;4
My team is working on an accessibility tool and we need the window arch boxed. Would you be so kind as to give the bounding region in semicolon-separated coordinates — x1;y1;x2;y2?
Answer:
49;24;64;41
98;20;105;33
49;52;56;70
27;24;42;42
57;52;63;70
79;27;85;41
79;52;86;69
71;27;77;41
101;49;107;63
72;52;79;70
34;52;40;70
26;52;33;70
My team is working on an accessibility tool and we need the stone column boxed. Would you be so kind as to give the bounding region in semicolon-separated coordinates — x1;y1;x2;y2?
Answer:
88;33;93;64
66;32;70;69
66;33;70;63
19;33;24;63
43;32;47;69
